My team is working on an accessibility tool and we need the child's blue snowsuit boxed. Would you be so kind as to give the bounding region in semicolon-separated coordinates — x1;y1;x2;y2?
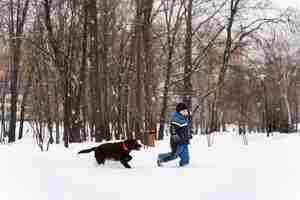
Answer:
158;112;192;166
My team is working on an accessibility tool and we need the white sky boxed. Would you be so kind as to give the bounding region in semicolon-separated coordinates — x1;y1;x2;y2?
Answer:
272;0;300;9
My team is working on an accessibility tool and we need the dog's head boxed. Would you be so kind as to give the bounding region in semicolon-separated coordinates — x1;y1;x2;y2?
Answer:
124;139;142;151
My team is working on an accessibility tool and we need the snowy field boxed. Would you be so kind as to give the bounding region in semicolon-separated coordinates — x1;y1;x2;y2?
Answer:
1;132;300;200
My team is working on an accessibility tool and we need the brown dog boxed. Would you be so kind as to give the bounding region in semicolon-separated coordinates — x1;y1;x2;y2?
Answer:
78;139;142;168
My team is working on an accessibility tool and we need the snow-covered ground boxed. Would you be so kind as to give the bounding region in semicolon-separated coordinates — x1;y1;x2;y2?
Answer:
1;132;299;200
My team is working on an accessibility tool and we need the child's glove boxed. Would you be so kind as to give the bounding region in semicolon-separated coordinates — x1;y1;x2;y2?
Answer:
188;129;194;139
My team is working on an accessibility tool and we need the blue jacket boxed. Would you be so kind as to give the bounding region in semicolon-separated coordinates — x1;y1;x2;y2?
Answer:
169;112;192;150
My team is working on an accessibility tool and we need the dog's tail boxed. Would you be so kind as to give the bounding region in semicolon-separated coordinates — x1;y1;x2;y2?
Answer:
78;147;97;154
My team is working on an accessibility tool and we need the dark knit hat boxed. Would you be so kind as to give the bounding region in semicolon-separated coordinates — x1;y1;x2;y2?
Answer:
176;102;188;113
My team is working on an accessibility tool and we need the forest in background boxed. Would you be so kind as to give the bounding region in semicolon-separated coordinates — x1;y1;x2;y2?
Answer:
0;0;300;149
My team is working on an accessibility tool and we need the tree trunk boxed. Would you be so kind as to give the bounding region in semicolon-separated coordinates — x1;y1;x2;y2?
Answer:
70;0;89;143
54;81;60;144
63;75;71;148
157;0;182;140
133;0;144;140
88;0;104;142
158;58;172;140
282;94;292;132
142;0;155;145
18;64;33;140
100;0;111;140
8;0;30;143
296;87;299;131
183;0;193;109
8;47;20;143
0;73;8;143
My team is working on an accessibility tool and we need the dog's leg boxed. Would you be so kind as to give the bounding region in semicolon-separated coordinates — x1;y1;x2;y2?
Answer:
96;158;105;165
123;155;132;162
95;155;105;165
120;159;131;168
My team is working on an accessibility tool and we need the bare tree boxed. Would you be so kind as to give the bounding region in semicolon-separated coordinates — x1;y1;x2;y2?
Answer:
7;0;30;143
256;27;299;132
157;0;185;140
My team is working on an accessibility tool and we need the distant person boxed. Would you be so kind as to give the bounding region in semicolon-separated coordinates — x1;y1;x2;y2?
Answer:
157;102;192;167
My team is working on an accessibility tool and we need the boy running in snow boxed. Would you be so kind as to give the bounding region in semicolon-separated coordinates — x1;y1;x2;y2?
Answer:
157;103;192;167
